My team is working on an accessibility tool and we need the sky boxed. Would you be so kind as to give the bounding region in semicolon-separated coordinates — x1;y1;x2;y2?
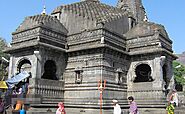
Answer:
0;0;184;54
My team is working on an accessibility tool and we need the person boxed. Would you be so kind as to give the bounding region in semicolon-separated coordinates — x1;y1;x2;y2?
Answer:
169;89;178;107
166;102;174;114
14;100;23;111
112;99;121;114
0;98;4;114
56;102;66;114
21;78;29;97
19;104;26;114
128;96;139;114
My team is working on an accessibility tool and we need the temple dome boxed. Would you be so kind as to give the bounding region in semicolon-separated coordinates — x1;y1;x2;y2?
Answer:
15;14;67;34
52;0;126;23
126;21;169;39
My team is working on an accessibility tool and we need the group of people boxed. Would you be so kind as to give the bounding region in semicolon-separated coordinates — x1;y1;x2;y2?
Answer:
0;78;30;114
113;96;138;114
112;89;179;114
12;78;29;97
1;86;179;114
55;96;138;114
41;89;180;114
1;89;179;114
19;88;178;114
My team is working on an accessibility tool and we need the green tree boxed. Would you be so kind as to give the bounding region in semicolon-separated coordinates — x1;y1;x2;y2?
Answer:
173;61;185;85
0;37;9;80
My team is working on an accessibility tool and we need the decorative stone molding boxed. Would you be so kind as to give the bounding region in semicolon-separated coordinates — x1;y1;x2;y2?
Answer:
75;67;83;71
12;26;67;48
40;28;66;40
74;67;83;84
116;68;123;84
67;30;102;44
12;28;40;39
29;78;64;98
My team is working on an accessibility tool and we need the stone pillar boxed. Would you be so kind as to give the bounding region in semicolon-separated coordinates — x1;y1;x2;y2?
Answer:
33;51;42;78
8;56;13;78
154;56;165;89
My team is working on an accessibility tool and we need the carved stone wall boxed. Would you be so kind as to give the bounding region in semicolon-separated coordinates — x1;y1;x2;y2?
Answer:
38;47;66;80
127;54;174;106
8;49;37;78
63;47;129;112
29;78;64;104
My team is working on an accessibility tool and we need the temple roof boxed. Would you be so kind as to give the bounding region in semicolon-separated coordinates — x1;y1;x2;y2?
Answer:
126;21;170;41
15;15;67;34
52;0;127;23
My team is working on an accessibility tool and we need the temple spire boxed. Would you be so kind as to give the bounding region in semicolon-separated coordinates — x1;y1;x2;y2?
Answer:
41;5;47;15
41;0;47;15
117;0;146;23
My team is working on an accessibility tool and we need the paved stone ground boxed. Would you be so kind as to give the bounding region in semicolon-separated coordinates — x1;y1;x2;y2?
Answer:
5;107;185;114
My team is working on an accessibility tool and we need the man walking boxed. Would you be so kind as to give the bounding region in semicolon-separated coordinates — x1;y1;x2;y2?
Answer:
112;99;121;114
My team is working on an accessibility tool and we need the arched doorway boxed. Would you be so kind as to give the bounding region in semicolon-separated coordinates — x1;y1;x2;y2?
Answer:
17;59;31;73
134;64;153;82
41;60;58;80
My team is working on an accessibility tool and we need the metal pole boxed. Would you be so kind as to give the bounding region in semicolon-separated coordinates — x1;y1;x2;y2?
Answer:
98;53;106;114
98;80;106;114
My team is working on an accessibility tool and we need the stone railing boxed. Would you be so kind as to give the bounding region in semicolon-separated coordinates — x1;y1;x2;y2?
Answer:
128;82;166;102
29;78;64;99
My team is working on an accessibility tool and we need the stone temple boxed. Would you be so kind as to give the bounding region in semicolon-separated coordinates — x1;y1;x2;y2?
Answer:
5;0;177;113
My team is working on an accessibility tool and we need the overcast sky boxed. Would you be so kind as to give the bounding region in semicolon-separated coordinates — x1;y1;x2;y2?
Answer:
0;0;184;54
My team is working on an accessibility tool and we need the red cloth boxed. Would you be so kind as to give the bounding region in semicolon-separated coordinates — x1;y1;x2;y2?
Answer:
56;102;66;114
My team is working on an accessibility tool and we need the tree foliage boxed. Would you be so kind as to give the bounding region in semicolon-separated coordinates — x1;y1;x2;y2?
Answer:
0;37;9;80
0;38;9;58
173;61;185;85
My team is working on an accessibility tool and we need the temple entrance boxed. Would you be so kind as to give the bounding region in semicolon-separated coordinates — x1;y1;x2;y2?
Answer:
17;59;31;73
134;64;153;82
41;60;58;80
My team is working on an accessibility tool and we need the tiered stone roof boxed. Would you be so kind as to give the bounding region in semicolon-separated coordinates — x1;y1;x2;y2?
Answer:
15;15;67;34
52;0;126;23
126;21;170;40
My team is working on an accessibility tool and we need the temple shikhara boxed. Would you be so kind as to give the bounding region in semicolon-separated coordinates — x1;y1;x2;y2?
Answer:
4;0;177;113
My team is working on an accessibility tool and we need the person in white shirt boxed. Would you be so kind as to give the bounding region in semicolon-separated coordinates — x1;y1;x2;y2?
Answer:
169;89;179;107
112;99;121;114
